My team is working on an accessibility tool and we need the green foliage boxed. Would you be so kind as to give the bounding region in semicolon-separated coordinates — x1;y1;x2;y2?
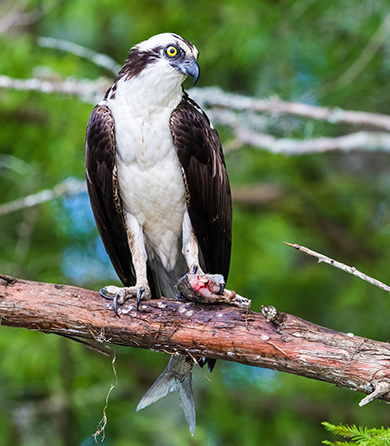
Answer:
322;422;390;445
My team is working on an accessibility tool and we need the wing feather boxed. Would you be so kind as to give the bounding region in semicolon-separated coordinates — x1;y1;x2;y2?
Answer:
170;93;232;280
85;105;135;287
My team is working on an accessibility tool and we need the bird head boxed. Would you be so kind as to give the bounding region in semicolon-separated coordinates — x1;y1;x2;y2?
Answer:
121;33;200;87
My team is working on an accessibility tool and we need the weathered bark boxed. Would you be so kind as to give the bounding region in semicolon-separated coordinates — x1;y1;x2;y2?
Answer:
1;272;390;404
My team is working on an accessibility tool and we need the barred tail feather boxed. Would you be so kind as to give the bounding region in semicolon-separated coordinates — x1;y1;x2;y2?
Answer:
136;355;196;435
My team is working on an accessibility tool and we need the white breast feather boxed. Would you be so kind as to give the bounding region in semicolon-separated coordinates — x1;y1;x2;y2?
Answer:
102;76;186;271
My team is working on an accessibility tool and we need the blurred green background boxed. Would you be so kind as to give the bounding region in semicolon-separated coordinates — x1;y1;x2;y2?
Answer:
1;0;390;444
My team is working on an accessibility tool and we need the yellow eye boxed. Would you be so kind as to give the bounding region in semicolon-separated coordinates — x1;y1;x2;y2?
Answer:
166;45;178;57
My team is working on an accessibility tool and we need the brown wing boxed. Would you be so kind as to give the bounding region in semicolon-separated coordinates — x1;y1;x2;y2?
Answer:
170;93;232;280
85;105;135;287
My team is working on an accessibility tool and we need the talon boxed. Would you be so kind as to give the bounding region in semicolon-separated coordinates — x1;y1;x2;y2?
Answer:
191;264;198;274
176;291;186;301
218;282;225;295
99;287;113;300
137;286;145;311
113;294;121;317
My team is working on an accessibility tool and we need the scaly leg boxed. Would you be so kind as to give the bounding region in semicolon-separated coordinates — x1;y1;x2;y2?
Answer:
100;213;151;315
180;211;226;298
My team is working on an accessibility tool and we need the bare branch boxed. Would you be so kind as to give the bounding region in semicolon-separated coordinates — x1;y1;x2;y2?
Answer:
0;178;285;216
0;0;37;34
0;74;109;104
3;71;390;155
0;0;27;34
0;178;86;216
190;87;390;132
285;242;390;294
38;37;121;76
1;273;390;406
0;0;64;34
2;73;390;135
232;130;390;154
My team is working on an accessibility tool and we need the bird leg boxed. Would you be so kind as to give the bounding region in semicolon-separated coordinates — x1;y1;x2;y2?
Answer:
181;212;224;294
180;212;250;308
100;213;151;316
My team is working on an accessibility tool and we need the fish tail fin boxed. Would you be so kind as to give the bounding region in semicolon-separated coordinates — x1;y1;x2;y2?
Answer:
177;371;195;435
136;355;196;435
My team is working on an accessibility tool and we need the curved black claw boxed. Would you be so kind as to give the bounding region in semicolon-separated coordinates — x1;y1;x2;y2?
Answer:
191;264;199;274
175;291;186;301
137;286;145;311
99;287;113;300
113;294;121;318
218;282;225;295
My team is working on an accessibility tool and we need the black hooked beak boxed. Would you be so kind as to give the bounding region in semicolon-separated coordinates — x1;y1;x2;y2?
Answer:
180;57;200;86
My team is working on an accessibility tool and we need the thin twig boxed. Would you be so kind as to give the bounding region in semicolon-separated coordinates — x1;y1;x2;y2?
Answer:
186;350;211;382
0;178;86;216
233;129;390;154
38;37;121;76
0;74;109;104
190;87;390;132
284;242;390;293
0;0;64;34
2;75;390;133
0;0;28;34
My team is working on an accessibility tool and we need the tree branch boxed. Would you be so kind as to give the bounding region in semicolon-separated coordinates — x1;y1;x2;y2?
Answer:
38;37;121;75
2;72;390;155
0;179;283;216
2;73;390;135
285;242;390;294
0;74;110;104
0;177;86;216
232;130;390;154
190;87;390;132
1;273;390;406
0;0;64;34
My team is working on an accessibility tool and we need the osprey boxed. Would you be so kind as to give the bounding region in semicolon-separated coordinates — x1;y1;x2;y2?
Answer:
85;33;232;435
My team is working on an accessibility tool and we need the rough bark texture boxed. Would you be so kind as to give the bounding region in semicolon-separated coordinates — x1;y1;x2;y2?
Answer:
1;273;390;403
